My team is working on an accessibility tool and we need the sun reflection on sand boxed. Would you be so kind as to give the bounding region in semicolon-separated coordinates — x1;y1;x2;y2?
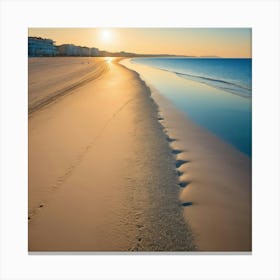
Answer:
105;57;113;63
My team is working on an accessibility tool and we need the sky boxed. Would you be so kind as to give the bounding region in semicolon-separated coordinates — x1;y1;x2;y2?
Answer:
28;28;251;58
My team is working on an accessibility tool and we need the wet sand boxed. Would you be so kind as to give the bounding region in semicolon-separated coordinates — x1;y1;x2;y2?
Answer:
28;57;195;251
153;93;251;251
121;59;252;251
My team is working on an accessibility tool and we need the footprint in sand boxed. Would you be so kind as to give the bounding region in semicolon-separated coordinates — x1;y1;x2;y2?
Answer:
166;136;177;142
177;170;184;176
178;181;190;188
172;149;183;155
181;202;193;207
175;159;189;168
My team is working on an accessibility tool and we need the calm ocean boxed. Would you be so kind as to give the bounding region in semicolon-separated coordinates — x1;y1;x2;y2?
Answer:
131;57;252;157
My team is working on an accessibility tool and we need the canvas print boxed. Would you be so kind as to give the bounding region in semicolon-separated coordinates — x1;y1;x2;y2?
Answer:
28;28;252;252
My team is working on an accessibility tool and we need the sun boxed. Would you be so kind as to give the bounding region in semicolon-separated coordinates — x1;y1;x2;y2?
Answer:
101;29;112;42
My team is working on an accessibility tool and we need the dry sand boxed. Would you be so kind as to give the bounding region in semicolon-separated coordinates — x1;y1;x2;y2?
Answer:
28;57;109;114
28;57;195;251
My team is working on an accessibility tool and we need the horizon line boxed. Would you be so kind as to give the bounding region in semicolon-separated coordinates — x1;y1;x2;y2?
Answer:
28;36;251;59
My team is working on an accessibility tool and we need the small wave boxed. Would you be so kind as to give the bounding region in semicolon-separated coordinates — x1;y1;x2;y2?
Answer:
176;72;250;90
131;59;251;99
174;72;251;98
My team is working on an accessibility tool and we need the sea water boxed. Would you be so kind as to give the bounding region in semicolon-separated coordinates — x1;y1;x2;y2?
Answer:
130;57;252;157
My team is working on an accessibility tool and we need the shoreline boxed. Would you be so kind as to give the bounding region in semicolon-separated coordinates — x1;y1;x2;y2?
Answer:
28;57;195;251
121;59;252;251
28;56;251;252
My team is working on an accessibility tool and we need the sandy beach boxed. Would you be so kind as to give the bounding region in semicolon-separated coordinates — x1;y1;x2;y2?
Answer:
29;56;251;252
28;57;195;251
122;59;252;251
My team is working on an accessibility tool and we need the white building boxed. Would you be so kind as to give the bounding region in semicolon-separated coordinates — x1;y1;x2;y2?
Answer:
58;45;98;57
57;44;79;56
29;38;100;57
28;37;57;56
79;46;90;56
90;47;99;56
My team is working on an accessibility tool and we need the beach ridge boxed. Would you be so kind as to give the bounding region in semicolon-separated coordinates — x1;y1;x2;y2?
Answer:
28;57;196;251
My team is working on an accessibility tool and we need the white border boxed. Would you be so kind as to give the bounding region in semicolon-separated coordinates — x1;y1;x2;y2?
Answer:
0;0;279;279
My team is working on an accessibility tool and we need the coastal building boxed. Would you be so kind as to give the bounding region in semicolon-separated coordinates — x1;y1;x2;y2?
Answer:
57;44;79;56
90;47;99;56
57;45;99;57
79;47;90;56
28;37;57;56
29;37;100;57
